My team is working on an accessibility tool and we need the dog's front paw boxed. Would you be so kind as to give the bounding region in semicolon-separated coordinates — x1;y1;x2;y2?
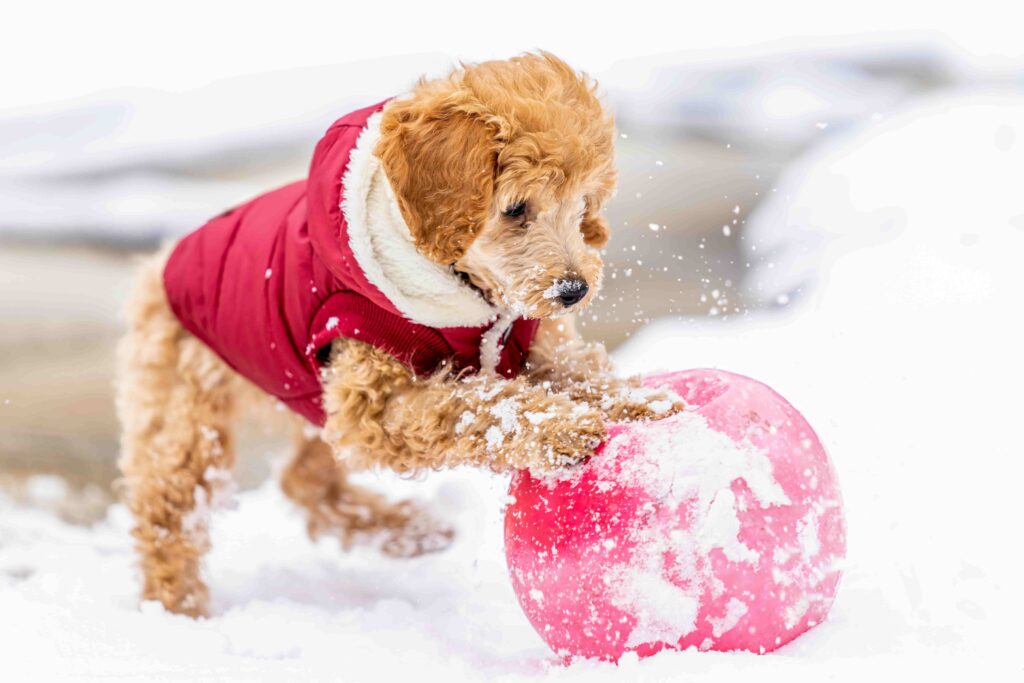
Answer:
520;404;606;473
379;501;455;558
601;382;685;422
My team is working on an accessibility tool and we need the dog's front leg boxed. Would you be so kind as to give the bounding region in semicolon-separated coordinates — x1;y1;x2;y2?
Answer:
525;316;684;422
321;339;606;474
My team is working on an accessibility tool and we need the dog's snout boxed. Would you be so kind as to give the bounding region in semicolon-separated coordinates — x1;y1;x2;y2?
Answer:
556;278;589;307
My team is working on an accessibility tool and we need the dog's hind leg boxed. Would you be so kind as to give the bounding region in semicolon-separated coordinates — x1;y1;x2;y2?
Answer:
116;255;238;617
280;428;453;558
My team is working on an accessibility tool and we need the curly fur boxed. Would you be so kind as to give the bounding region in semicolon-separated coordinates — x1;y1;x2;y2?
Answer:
116;52;682;617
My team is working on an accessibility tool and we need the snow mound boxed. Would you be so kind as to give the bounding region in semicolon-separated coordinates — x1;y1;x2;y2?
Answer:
742;91;1024;306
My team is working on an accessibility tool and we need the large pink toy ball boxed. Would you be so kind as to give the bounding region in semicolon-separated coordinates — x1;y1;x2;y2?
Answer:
504;369;845;662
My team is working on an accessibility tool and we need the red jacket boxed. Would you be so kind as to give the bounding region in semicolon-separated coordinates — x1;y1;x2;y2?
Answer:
164;101;538;425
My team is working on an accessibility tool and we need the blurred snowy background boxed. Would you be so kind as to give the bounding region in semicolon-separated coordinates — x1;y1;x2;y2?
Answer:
2;3;1023;679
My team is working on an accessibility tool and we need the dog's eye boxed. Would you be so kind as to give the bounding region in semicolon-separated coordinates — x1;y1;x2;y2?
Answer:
503;201;527;219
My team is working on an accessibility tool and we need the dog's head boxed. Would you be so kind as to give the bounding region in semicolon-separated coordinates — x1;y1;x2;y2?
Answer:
376;52;616;319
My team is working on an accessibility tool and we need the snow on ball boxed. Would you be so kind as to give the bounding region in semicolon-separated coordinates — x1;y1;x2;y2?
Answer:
504;369;845;662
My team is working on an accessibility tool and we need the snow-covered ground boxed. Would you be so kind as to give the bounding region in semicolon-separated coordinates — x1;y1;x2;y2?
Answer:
3;93;1022;680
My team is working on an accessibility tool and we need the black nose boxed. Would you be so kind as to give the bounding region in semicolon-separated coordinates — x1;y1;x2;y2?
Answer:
556;279;589;307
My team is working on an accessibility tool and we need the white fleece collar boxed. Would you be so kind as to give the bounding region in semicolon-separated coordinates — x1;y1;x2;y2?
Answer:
340;111;498;330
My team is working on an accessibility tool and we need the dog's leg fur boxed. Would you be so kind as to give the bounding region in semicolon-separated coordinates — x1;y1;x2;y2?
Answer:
526;317;684;421
280;427;453;557
116;255;239;617
321;338;607;474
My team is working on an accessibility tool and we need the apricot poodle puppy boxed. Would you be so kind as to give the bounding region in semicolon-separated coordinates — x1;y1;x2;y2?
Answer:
116;52;680;617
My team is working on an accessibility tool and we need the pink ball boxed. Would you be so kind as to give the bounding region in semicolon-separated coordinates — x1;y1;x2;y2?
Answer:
504;369;846;661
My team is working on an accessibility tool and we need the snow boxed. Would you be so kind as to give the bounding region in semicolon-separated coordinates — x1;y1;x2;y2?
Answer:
638;414;788;512
609;561;701;648
455;410;476;434
490;398;523;435
3;92;1023;679
485;425;507;451
741;91;1024;306
709;598;749;638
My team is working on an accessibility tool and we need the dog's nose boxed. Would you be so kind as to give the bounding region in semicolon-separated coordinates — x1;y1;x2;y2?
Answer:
556;279;589;307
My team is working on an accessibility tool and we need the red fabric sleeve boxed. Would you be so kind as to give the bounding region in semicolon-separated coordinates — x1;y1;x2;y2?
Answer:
306;290;454;377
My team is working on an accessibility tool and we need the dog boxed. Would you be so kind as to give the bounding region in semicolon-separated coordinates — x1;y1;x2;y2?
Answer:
116;52;681;617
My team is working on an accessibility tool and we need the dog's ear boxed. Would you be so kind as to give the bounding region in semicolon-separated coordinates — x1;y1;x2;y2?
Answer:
377;102;498;263
580;211;610;249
